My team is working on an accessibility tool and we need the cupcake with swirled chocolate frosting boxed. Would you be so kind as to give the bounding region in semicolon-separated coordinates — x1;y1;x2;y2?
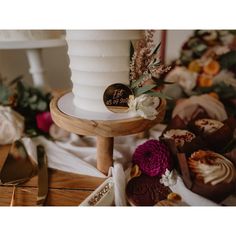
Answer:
186;150;236;202
189;150;235;185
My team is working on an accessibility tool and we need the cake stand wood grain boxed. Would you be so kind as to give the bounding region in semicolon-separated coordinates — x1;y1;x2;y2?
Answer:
50;91;166;174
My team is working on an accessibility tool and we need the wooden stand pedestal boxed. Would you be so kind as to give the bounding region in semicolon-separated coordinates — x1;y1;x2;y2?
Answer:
50;91;166;175
0;39;66;89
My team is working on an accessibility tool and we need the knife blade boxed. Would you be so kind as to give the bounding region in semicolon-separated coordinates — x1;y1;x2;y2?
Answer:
0;140;37;185
36;145;48;206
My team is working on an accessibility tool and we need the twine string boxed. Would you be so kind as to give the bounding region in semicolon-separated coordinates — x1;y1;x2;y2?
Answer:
10;185;16;207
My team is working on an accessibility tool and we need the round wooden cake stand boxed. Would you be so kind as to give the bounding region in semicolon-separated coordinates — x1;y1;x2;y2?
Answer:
50;91;166;175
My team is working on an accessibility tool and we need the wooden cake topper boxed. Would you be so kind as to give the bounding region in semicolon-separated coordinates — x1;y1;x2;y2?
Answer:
103;83;133;113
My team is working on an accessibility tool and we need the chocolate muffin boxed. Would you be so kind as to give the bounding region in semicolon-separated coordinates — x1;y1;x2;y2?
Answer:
126;174;171;206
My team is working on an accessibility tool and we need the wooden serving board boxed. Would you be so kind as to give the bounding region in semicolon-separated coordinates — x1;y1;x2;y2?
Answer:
0;145;105;206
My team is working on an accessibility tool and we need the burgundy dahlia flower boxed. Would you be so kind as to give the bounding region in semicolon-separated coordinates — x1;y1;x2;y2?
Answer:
133;139;172;177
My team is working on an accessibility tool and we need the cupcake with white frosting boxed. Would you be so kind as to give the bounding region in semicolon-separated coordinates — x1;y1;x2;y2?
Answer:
188;150;235;185
184;150;236;202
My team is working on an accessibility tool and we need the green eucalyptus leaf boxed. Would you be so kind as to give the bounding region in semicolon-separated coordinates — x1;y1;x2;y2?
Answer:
135;84;157;96
194;44;207;52
0;84;10;104
8;75;23;86
131;74;146;88
144;91;172;100
148;58;161;68
151;43;161;56
152;60;161;67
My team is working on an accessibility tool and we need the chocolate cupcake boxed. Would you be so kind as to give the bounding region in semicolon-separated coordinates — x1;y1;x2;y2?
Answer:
178;150;236;203
126;174;171;206
191;118;236;152
193;119;224;135
163;129;196;148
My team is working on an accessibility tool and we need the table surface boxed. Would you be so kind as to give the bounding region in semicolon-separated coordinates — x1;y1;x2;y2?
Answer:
0;145;105;206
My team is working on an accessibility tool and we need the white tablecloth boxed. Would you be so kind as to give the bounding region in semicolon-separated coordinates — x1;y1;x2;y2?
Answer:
22;124;235;206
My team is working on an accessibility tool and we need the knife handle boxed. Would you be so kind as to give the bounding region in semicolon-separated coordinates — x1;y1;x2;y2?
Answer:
37;145;48;206
37;145;46;168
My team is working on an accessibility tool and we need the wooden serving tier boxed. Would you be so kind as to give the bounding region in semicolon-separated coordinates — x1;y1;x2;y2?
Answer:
50;91;166;175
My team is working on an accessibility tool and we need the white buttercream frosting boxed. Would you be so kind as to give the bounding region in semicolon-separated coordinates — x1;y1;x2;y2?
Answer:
66;30;142;113
195;118;224;134
163;129;196;147
188;150;235;186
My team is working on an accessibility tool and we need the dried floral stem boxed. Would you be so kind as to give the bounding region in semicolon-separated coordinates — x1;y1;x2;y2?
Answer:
129;30;171;96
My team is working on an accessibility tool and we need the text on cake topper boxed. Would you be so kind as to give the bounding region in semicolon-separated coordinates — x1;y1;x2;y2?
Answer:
103;83;133;113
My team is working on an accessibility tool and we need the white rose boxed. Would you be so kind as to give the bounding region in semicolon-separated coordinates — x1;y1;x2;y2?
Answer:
165;66;197;92
0;106;24;145
128;94;160;120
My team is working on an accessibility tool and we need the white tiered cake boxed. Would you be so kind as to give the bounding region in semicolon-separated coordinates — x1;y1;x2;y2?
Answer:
66;30;142;113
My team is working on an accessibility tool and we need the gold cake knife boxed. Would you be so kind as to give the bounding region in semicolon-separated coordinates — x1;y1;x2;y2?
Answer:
36;145;48;206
